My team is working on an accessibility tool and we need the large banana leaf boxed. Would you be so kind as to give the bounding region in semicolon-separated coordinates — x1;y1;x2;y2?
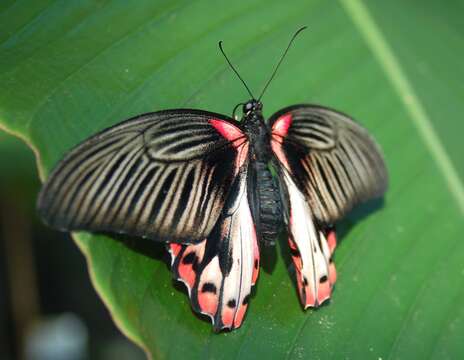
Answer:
1;1;463;358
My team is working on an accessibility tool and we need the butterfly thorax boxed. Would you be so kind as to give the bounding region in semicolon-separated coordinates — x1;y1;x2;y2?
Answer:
242;105;282;245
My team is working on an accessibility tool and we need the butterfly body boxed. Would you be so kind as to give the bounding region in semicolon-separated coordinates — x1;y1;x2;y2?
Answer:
239;100;283;246
250;160;282;246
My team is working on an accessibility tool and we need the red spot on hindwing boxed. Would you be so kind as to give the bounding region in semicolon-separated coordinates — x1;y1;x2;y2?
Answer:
171;240;207;293
178;255;196;289
317;281;331;304
329;262;337;285
327;231;337;255
234;304;248;328
221;307;234;328
169;243;182;258
198;292;218;316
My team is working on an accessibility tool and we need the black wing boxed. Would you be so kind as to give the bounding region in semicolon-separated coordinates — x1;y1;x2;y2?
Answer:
269;104;388;225
38;109;248;244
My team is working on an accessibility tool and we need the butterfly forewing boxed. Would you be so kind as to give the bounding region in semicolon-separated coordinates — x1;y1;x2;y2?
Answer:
270;104;388;225
38;110;246;244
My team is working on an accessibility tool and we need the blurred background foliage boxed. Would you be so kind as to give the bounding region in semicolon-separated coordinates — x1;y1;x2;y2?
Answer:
0;0;463;359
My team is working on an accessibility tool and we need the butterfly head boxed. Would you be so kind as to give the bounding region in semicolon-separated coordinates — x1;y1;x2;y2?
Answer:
243;99;263;117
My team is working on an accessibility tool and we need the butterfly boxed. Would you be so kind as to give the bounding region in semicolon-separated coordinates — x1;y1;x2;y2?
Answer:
37;27;387;332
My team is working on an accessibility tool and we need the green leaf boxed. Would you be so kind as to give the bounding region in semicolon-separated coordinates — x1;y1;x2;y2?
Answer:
1;1;463;358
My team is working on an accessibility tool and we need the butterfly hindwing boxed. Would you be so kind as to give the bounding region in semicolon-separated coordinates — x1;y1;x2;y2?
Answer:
38;109;247;244
280;170;337;307
270;104;387;308
168;166;259;331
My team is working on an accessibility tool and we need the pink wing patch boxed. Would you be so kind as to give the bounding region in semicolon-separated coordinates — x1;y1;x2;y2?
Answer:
326;230;337;285
271;113;292;169
272;113;292;138
168;241;206;295
209;118;243;141
168;170;259;331
210;118;248;172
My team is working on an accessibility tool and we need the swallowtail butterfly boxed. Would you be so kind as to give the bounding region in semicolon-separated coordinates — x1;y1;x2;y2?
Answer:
38;28;387;331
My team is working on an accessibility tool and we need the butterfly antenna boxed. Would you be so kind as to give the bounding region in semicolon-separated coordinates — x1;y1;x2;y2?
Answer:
219;41;255;99
258;26;307;101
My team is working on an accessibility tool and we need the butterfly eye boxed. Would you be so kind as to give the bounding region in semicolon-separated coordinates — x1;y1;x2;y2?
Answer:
243;102;254;114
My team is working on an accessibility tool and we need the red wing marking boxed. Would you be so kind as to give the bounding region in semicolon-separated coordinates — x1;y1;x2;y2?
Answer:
329;262;337;285
327;230;337;255
324;230;337;284
169;243;182;259
168;172;259;331
271;113;292;169
317;280;331;304
198;293;218;315
210;118;248;171
221;307;235;328
169;241;206;294
209;118;244;142
272;113;293;138
234;303;248;328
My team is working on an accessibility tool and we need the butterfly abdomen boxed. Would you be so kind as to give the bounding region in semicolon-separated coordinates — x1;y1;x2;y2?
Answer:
255;161;282;245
